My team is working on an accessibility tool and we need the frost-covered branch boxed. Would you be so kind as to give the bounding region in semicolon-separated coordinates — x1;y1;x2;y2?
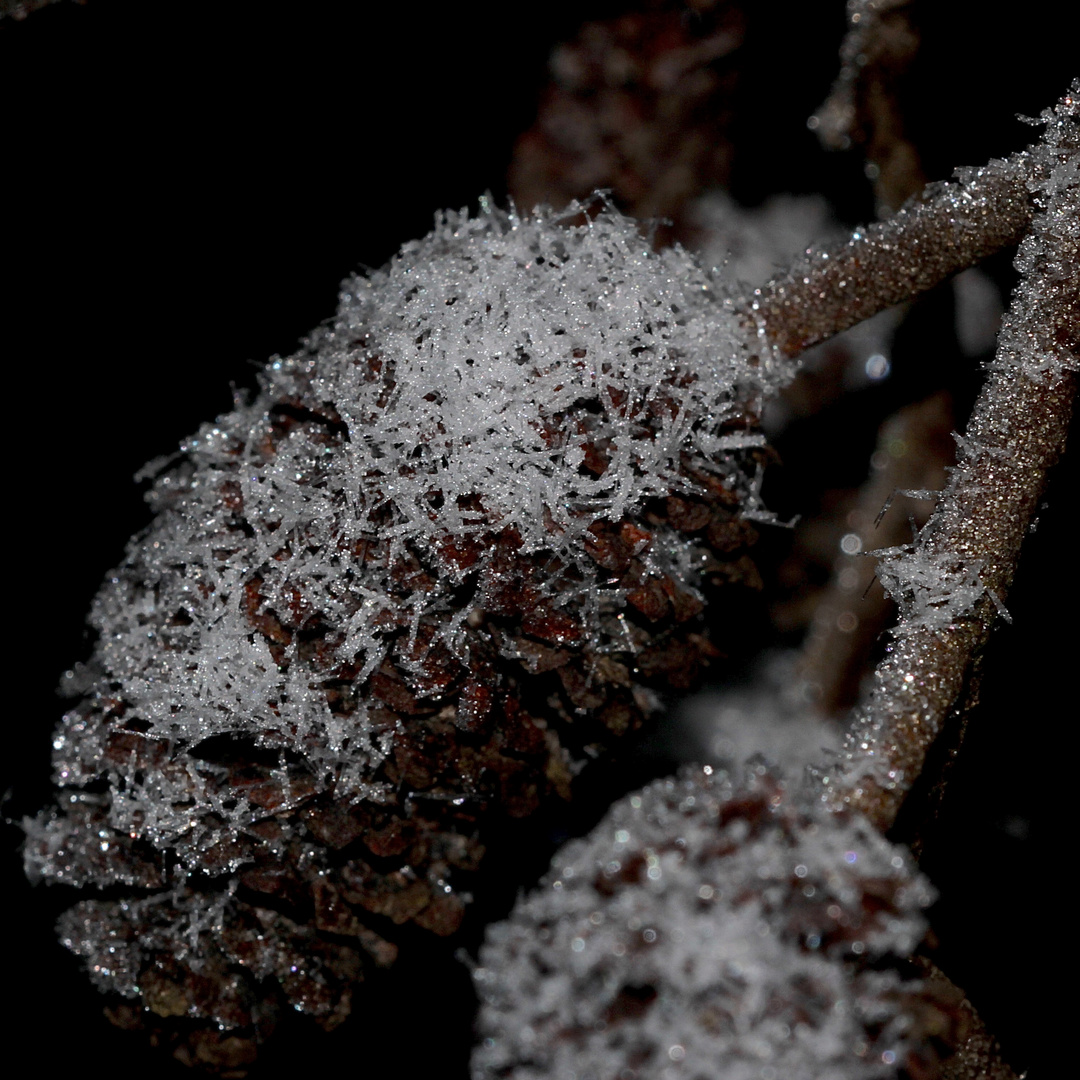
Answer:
744;153;1033;364
818;84;1078;831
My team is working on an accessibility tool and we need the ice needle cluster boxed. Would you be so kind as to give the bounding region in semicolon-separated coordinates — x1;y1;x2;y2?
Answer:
325;199;767;552
870;546;1005;637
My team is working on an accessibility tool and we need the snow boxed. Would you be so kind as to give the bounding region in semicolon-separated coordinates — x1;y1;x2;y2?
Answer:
869;544;1005;636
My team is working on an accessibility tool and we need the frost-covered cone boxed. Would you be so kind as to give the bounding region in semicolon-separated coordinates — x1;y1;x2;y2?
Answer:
25;201;779;1066
473;765;959;1080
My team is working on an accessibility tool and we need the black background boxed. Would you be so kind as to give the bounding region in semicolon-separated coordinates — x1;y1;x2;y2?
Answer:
2;2;1072;1075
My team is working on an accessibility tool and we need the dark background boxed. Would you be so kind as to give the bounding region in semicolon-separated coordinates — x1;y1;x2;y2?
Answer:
2;2;1072;1075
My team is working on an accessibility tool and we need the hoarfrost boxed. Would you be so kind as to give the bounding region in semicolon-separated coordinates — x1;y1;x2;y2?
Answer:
472;765;937;1080
870;543;1004;636
308;197;767;554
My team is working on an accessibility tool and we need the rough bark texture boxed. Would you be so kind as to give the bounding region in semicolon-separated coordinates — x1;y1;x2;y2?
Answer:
817;86;1078;830
746;156;1033;363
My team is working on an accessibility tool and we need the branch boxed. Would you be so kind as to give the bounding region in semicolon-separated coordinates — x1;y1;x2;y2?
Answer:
810;0;926;213
816;84;1078;831
795;392;955;716
740;153;1033;365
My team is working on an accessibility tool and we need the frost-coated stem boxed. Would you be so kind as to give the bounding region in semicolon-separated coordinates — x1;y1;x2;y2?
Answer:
818;85;1078;831
826;375;1074;830
744;154;1032;363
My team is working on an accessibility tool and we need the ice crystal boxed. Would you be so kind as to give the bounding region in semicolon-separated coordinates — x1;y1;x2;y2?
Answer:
473;765;938;1080
310;198;766;553
870;544;1002;636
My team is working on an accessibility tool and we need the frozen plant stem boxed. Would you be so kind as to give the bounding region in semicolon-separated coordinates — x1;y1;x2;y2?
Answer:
818;86;1078;831
830;373;1075;833
744;153;1033;363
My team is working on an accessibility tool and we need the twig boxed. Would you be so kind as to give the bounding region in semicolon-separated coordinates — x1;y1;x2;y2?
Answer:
810;0;925;213
816;84;1078;831
741;153;1034;364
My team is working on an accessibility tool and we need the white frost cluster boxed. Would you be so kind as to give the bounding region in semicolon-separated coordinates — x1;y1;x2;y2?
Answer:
317;197;767;554
870;544;1001;636
473;766;934;1080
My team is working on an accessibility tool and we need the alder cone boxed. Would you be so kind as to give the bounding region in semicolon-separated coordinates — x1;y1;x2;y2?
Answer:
26;202;775;1069
509;0;745;237
473;765;966;1080
28;409;764;1072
